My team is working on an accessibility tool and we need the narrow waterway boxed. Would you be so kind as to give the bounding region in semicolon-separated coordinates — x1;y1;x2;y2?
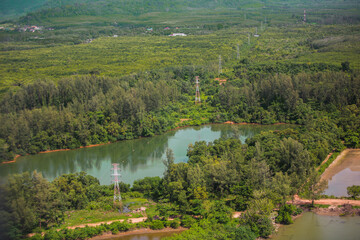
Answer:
322;150;360;197
0;124;292;185
272;212;360;240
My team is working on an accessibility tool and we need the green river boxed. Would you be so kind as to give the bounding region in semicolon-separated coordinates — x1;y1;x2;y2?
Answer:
272;212;360;240
0;124;291;185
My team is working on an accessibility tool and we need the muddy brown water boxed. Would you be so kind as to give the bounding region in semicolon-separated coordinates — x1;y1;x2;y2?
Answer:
322;149;360;197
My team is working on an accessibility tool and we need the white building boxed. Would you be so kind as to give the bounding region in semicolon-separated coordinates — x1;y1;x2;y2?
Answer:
169;33;187;36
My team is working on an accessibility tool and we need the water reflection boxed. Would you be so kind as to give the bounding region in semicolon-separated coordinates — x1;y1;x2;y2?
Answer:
272;212;360;240
0;124;293;185
323;150;360;197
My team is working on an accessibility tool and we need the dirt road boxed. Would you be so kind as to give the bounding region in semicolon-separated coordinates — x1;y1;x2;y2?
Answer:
290;195;360;206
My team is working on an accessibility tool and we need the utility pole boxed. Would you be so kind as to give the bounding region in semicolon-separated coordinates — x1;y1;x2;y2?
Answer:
303;9;306;23
219;55;222;74
195;76;201;104
261;21;263;31
111;163;122;203
248;33;251;45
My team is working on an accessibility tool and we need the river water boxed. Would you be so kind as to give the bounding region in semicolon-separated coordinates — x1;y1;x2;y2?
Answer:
0;124;292;185
323;150;360;197
272;212;360;240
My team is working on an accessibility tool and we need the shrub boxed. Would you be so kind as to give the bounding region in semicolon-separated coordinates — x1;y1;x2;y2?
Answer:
170;221;180;229
150;220;165;230
234;226;257;240
181;215;196;228
276;204;302;224
347;185;360;199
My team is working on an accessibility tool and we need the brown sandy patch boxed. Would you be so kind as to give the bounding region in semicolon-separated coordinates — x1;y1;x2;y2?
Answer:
1;154;21;164
290;194;360;207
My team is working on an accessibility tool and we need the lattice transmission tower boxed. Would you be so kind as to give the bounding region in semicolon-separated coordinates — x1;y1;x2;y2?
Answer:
195;76;201;104
111;163;122;202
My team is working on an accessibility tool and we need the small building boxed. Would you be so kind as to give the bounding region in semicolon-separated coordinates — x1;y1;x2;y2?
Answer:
169;33;187;37
164;27;170;30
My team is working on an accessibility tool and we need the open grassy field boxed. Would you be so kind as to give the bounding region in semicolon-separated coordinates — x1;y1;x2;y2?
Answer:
1;23;359;95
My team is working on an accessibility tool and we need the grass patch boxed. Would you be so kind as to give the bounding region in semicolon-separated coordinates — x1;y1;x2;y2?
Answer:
314;204;330;208
318;151;342;175
60;209;127;227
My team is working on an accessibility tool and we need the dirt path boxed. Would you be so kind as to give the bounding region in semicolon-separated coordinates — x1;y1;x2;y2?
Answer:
68;212;245;230
290;194;360;206
67;217;147;229
317;151;334;170
320;149;352;181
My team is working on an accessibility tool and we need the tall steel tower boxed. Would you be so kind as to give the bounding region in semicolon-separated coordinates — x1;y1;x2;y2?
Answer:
195;76;201;104
304;9;306;23
111;163;122;202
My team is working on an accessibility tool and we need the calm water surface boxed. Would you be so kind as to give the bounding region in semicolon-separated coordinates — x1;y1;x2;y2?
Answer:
0;124;292;185
272;212;360;240
323;150;360;197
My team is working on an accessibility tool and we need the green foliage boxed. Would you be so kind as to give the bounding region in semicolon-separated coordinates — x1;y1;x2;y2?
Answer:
132;177;162;200
170;220;180;229
150;220;165;230
207;201;232;224
275;204;302;225
0;171;65;238
180;215;196;228
109;221;131;233
347;185;360;199
301;168;328;205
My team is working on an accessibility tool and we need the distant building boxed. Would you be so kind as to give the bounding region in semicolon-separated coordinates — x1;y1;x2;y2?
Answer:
147;28;153;31
113;35;118;37
169;33;187;37
164;27;170;30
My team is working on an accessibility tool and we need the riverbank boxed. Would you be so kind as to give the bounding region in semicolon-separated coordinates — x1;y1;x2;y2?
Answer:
90;227;186;240
321;149;360;181
290;194;360;207
0;143;111;165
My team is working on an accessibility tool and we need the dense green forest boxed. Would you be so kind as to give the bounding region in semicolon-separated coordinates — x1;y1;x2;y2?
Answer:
0;122;344;239
0;0;359;239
